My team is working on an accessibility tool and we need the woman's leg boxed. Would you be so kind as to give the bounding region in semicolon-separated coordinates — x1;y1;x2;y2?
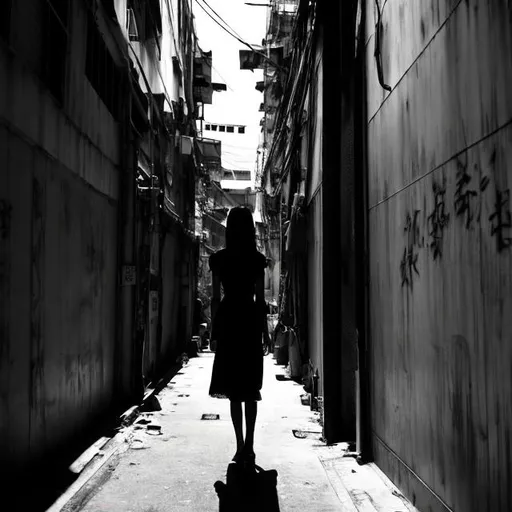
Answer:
244;401;257;456
230;400;244;459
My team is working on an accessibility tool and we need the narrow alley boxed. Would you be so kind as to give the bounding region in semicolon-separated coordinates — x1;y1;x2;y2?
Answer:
49;351;416;512
2;1;512;511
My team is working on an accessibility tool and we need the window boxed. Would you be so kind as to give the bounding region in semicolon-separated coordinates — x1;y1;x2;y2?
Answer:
0;1;12;42
42;0;69;102
234;170;251;180
127;0;161;42
204;124;245;133
86;10;122;119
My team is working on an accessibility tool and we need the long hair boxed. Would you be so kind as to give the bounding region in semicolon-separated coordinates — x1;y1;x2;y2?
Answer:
225;206;256;253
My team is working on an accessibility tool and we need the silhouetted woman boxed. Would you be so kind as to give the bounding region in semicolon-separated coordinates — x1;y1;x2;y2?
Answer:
209;206;270;469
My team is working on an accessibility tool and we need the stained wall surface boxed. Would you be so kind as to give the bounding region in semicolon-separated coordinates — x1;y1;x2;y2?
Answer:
365;1;512;510
306;36;324;396
0;2;121;469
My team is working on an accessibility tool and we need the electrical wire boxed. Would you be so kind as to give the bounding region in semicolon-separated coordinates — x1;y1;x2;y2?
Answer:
193;0;285;72
197;0;246;43
128;43;175;120
262;2;316;192
194;0;252;48
211;64;235;92
260;27;303;178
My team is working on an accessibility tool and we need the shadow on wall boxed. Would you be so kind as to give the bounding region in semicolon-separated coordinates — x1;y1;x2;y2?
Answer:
214;462;280;511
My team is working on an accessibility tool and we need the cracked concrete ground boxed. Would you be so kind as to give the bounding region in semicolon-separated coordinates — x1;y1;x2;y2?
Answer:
69;351;416;512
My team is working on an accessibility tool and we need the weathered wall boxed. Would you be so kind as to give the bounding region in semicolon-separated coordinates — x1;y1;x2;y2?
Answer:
366;1;512;510
306;189;323;393
160;227;181;364
306;35;324;395
0;1;121;470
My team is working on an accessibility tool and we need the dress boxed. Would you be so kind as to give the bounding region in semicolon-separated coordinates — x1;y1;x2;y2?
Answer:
208;248;267;401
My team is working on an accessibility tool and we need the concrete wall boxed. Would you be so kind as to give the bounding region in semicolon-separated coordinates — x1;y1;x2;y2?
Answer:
306;188;323;394
305;36;324;395
365;1;512;510
0;1;122;469
160;227;182;364
122;0;198;384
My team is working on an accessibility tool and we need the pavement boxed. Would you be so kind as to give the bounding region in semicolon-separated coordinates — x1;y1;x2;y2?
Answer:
51;350;419;512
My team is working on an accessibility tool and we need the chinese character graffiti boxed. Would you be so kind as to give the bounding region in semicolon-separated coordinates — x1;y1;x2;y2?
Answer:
454;160;477;228
480;175;490;193
404;209;422;247
400;246;419;288
398;148;510;288
400;209;421;288
489;188;512;252
427;180;450;260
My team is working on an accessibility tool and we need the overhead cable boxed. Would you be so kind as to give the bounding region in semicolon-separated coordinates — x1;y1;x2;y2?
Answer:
211;64;235;92
263;2;317;193
197;0;246;42
193;0;286;72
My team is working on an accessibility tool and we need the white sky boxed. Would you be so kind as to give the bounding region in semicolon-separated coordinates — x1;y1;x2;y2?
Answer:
192;0;267;172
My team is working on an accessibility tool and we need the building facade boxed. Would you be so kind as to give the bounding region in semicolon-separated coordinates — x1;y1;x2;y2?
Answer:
0;0;209;489
364;2;512;511
262;0;512;511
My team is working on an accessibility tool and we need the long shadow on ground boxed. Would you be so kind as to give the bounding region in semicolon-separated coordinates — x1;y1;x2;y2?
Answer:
214;462;280;511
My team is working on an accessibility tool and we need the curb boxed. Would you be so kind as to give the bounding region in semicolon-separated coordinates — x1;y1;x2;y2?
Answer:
45;361;184;512
46;432;130;512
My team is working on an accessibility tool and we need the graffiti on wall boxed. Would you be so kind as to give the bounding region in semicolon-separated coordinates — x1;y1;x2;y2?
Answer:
427;178;450;260
400;209;421;288
400;148;511;288
454;159;477;229
489;189;512;251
